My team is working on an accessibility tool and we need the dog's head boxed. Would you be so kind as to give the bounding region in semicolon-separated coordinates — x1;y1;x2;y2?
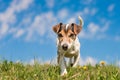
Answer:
53;16;83;51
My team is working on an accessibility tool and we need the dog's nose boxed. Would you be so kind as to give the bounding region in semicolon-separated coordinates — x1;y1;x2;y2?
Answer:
62;44;68;51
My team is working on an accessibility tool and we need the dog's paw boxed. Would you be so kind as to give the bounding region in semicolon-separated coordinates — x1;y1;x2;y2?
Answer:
72;64;77;68
60;70;67;76
70;63;73;67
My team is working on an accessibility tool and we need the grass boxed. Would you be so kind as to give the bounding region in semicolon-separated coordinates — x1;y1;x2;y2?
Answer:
0;60;120;80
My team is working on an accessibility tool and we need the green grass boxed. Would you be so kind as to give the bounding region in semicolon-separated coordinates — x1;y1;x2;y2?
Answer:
0;60;120;80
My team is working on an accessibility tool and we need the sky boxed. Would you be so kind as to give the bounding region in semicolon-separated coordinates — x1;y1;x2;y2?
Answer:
0;0;120;65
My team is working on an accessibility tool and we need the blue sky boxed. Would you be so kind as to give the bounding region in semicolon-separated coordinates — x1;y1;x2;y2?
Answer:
0;0;120;65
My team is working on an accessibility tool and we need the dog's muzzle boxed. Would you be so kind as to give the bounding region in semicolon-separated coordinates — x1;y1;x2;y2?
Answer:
62;44;68;51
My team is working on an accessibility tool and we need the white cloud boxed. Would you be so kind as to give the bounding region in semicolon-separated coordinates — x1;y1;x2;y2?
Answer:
26;56;97;66
0;0;33;23
83;7;89;14
25;58;44;65
27;58;57;65
0;6;16;24
14;29;25;38
100;21;110;32
79;21;110;39
29;59;36;65
82;7;97;16
0;0;33;38
91;8;97;16
12;0;33;12
81;0;93;5
57;9;69;20
45;0;54;8
87;22;100;34
96;35;107;40
26;11;57;41
108;4;115;12
116;61;120;66
67;17;76;23
80;57;97;66
79;30;86;38
0;24;9;36
44;58;57;65
115;36;120;41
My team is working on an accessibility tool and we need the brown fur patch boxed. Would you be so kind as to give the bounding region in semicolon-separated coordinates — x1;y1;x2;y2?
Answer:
53;23;82;44
58;27;76;44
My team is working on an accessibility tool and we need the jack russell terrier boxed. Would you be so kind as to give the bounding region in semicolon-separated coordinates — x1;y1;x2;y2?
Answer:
52;16;83;76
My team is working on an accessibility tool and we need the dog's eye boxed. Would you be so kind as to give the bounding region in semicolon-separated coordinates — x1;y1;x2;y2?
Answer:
69;34;74;37
58;34;63;37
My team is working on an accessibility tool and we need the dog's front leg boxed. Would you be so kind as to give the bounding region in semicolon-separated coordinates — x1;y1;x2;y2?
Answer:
59;54;67;76
72;52;80;67
69;57;74;67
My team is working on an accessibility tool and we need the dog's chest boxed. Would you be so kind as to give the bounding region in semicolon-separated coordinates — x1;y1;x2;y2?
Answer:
64;50;78;57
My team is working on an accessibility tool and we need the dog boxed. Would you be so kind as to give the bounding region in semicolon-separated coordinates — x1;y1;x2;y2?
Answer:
52;16;83;76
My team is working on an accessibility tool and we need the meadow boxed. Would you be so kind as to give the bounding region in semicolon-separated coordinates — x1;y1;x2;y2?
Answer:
0;60;120;80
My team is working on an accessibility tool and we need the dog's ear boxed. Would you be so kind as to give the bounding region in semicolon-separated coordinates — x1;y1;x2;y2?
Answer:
52;23;62;33
71;23;82;35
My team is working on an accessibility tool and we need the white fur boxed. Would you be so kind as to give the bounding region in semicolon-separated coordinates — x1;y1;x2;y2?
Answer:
57;37;80;76
66;24;69;30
